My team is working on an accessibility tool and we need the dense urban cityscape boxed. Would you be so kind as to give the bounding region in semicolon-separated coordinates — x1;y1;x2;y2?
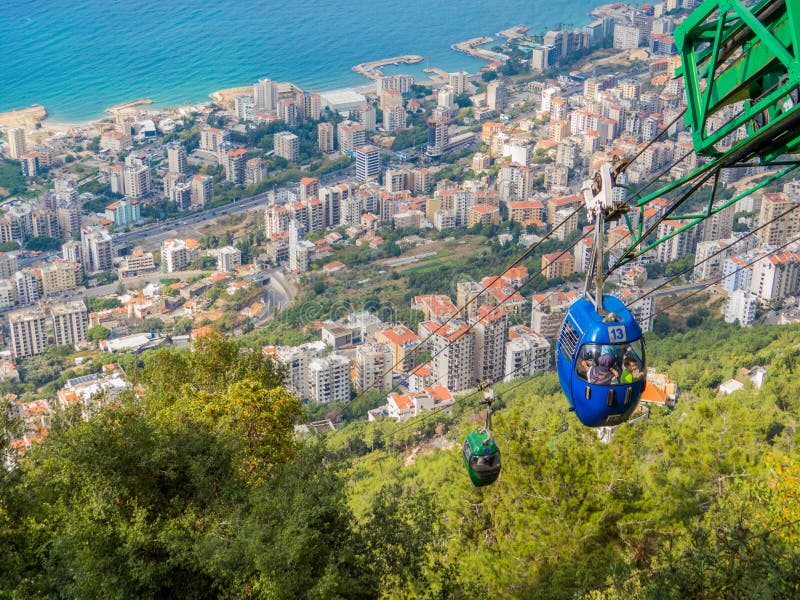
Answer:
0;0;793;451
3;0;800;596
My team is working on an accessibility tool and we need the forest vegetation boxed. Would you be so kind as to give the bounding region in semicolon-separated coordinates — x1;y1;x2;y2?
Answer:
1;322;800;598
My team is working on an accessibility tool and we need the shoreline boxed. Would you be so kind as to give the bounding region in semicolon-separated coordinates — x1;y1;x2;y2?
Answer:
2;29;514;130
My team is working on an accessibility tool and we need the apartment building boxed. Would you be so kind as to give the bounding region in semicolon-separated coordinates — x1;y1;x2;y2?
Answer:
80;226;113;273
472;304;508;385
354;343;393;392
428;320;475;392
274;131;299;161
504;324;551;381
215;246;242;273
9;308;47;358
41;260;79;296
376;325;421;372
51;301;88;347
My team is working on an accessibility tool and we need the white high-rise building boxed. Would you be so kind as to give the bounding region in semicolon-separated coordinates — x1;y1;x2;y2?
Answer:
301;92;322;121
277;99;298;126
223;149;247;184
61;241;83;276
376;74;414;95
486;80;506;111
355;145;381;181
428;320;475;392
171;182;193;211
318;122;335;152
447;71;469;95
355;343;393;392
41;260;79;296
214;246;242;273
245;158;266;187
6;128;26;159
191;175;213;207
355;103;377;131
254;78;278;112
9;307;47;358
264;205;291;239
123;163;151;198
383;105;407;133
472;305;508;385
235;94;255;121
750;250;800;301
166;142;188;174
14;268;41;305
337;121;366;152
199;127;228;153
437;86;456;113
266;342;350;403
50;301;88;347
0;279;15;309
80;226;113;273
274;131;299;161
449;71;469;95
725;289;758;326
0;252;18;279
267;341;327;399
308;354;351;403
161;238;195;272
288;219;314;273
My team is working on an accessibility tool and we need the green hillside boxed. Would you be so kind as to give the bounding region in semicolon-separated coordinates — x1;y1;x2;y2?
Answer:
2;323;800;598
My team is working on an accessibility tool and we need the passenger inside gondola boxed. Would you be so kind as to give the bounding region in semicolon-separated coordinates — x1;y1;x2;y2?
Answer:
589;352;619;384
620;357;642;383
576;341;645;386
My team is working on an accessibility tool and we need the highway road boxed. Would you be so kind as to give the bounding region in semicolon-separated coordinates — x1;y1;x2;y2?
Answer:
252;268;295;327
649;282;716;298
114;165;356;249
116;192;271;248
17;165;356;266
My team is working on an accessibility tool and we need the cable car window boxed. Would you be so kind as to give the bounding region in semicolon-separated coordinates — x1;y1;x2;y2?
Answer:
471;454;499;470
559;320;580;359
575;340;645;386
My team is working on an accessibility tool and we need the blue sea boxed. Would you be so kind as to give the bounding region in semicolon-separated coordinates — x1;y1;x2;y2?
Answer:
1;0;607;121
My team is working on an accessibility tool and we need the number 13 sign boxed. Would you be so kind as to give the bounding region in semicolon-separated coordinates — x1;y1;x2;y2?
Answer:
608;325;627;342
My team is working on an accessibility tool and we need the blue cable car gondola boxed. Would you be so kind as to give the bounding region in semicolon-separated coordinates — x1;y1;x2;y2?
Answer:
556;163;647;427
556;295;646;427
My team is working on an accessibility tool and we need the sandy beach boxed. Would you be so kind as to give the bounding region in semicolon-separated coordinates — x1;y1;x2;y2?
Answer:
209;86;254;109
0;104;47;128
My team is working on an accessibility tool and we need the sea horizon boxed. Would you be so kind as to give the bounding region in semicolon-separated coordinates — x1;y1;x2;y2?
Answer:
2;0;608;122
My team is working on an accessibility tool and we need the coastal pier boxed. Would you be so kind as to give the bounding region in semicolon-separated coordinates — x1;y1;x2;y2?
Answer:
106;99;152;115
451;37;505;63
423;67;450;83
352;55;424;80
497;24;529;39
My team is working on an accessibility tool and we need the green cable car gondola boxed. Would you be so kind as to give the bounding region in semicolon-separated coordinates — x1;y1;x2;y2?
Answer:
462;386;501;487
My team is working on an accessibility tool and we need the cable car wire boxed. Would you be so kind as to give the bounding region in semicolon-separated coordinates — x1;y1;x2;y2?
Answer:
615;108;688;176
607;165;721;275
316;208;589;425
386;351;553;442
361;229;590;402
645;233;800;322
623;201;800;309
